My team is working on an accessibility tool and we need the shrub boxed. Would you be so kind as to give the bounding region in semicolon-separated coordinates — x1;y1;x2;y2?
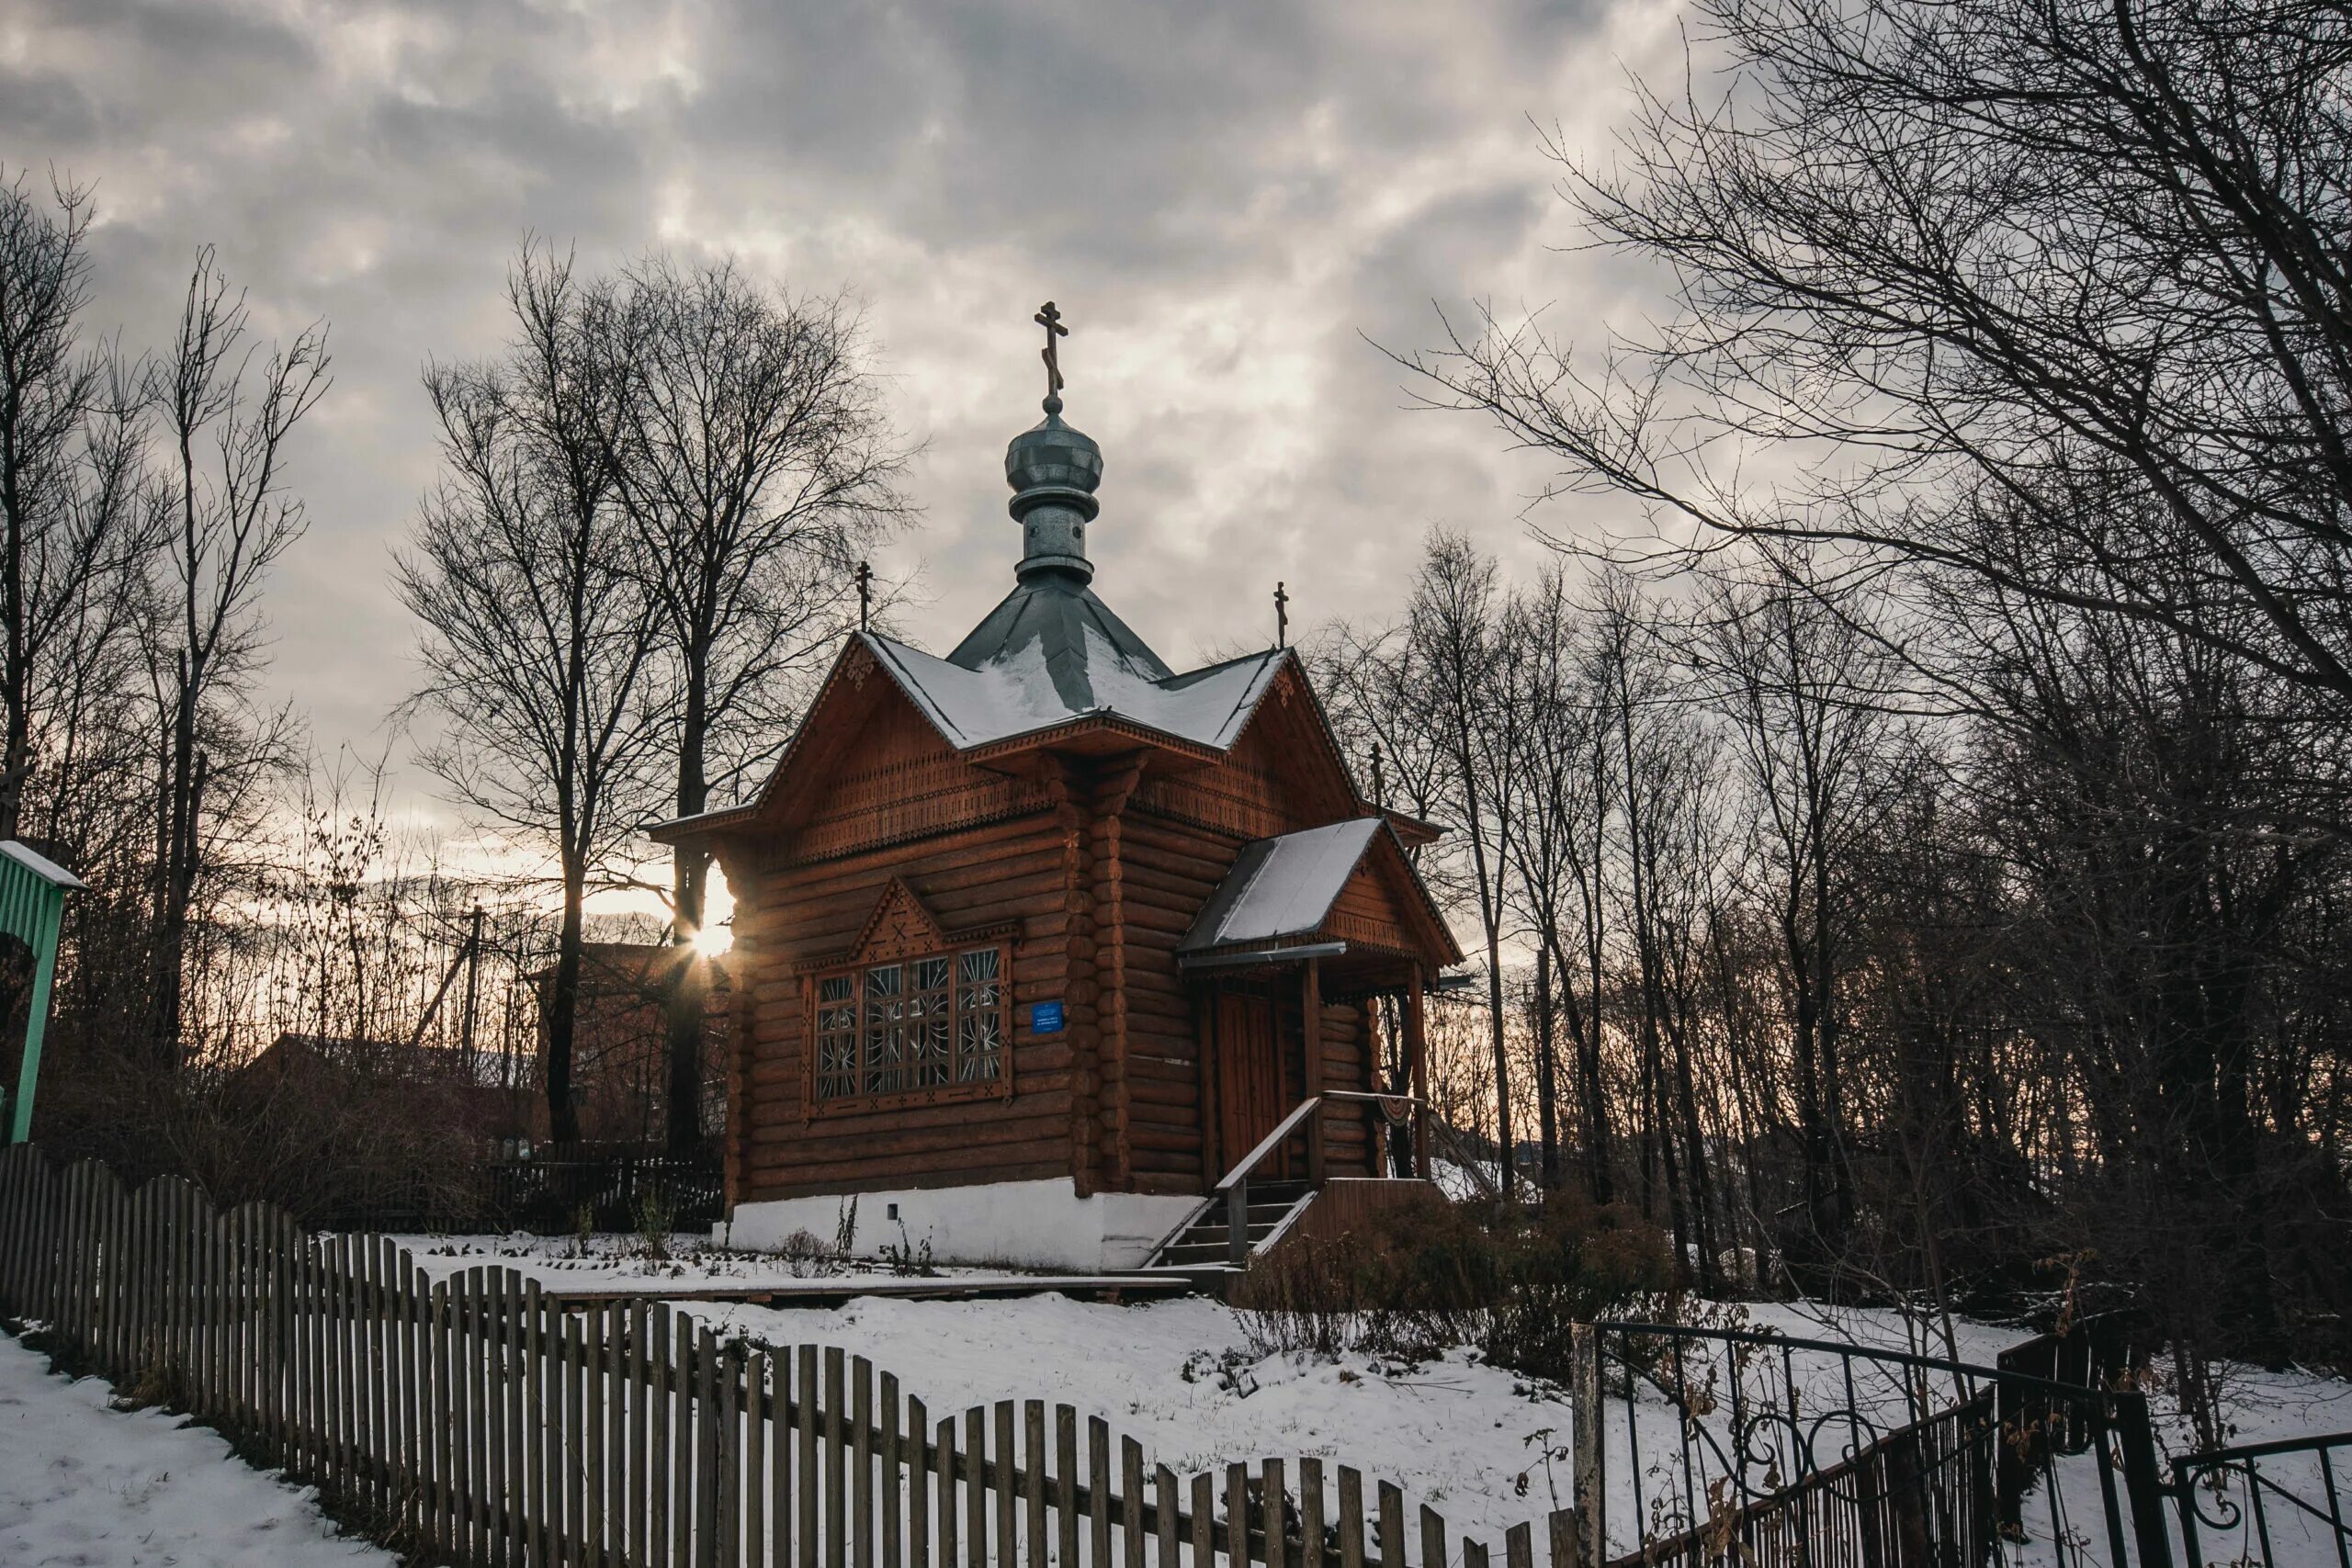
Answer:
1233;1188;1679;1381
774;1227;842;1278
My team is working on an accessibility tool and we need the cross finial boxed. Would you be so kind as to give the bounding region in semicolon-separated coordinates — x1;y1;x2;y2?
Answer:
1274;581;1290;649
855;559;873;629
1034;300;1069;407
1371;741;1385;807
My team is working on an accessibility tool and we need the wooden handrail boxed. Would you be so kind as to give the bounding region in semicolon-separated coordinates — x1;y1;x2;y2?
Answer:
1215;1095;1326;1269
1180;1092;1436;1270
1213;1094;1324;1193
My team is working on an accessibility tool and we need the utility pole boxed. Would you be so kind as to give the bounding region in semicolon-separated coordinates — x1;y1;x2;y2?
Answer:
458;904;484;1077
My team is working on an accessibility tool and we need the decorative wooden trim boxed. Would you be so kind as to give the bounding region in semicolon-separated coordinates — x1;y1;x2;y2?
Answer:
855;878;948;961
1131;773;1291;844
793;879;1020;976
1097;754;1146;1191
797;938;1016;1122
787;877;1025;1120
959;714;1223;767
782;763;1057;867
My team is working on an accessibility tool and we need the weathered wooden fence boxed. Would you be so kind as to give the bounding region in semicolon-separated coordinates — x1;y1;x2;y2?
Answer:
0;1145;1579;1568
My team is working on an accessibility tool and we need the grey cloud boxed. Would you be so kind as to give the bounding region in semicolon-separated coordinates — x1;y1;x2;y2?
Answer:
4;0;1666;807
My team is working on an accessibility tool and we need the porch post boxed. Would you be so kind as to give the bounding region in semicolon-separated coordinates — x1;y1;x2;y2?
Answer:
1408;965;1430;1179
1303;955;1325;1185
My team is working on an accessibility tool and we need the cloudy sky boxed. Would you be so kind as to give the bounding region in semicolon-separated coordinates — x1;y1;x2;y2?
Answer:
2;0;1678;840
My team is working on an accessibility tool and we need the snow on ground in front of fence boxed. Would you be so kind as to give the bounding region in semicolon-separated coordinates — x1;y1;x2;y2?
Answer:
0;1332;392;1567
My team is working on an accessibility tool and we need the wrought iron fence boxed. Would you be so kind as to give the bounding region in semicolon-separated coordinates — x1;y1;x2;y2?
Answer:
1582;1320;2177;1568
486;1145;725;1234
2170;1430;2352;1568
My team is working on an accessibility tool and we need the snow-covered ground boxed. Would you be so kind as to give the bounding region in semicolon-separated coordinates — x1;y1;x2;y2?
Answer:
671;1291;2344;1558
0;1333;391;1567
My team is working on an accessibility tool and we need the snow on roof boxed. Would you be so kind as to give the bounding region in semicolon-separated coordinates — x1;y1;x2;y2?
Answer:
1179;818;1386;953
863;628;1284;754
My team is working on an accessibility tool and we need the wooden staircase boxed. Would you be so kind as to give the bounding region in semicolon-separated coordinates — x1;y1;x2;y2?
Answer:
1143;1179;1316;1273
1134;1090;1432;1283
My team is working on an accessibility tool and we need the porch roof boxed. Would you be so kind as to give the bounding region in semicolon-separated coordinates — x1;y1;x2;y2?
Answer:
1178;818;1387;955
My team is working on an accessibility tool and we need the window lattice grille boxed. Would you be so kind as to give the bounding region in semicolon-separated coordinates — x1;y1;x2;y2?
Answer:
812;944;1007;1105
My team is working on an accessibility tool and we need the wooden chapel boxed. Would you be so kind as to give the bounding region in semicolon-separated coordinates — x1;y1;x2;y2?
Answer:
652;314;1461;1271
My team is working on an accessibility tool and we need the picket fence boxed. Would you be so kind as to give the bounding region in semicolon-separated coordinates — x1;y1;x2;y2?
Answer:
0;1145;1582;1568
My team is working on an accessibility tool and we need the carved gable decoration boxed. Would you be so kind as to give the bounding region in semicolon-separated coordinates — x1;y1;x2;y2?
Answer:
850;878;950;964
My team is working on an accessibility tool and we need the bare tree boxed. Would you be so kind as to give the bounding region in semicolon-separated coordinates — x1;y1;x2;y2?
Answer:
1498;567;1616;1199
0;171;151;843
398;243;666;1144
1405;532;1529;1198
142;247;329;1061
1413;0;2352;710
1690;568;1902;1284
599;256;912;1154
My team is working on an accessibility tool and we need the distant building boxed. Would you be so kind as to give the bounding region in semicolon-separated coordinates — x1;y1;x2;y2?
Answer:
535;942;731;1147
653;358;1460;1269
240;1032;539;1145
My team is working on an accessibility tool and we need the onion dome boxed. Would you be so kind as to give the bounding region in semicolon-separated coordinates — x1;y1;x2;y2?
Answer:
1006;395;1102;584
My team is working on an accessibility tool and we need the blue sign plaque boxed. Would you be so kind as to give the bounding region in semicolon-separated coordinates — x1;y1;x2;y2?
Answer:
1031;999;1065;1034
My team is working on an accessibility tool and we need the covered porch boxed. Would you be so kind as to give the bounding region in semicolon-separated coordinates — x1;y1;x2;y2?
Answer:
1147;817;1459;1274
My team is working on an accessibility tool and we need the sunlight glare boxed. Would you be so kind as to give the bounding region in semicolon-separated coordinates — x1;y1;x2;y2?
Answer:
693;863;735;957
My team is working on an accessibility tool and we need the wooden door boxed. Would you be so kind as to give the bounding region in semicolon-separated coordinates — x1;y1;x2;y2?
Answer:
1215;987;1291;1179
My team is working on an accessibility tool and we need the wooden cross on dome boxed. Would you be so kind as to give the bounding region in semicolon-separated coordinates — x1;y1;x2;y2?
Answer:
1035;300;1069;400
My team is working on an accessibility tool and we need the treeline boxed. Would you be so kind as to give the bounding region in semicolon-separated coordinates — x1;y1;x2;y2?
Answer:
1345;0;2352;1432
394;242;911;1147
0;170;581;1208
0;175;908;1190
1321;534;2350;1439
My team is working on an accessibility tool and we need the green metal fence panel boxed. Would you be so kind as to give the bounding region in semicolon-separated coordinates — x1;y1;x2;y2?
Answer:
0;839;82;1145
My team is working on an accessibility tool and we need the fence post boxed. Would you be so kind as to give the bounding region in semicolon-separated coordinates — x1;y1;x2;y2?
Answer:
1375;1482;1405;1568
2111;1393;2176;1568
2168;1458;2201;1568
1338;1468;1366;1568
1157;1462;1181;1568
1570;1323;1604;1568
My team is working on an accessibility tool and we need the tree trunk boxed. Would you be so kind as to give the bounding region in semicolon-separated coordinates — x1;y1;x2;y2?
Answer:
1533;939;1561;1191
149;678;203;1066
547;859;586;1145
664;667;710;1155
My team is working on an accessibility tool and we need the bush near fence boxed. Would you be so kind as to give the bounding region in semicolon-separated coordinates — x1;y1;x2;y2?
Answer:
1233;1188;1675;1379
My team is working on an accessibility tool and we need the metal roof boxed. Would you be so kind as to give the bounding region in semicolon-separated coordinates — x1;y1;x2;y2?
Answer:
1178;818;1387;954
864;628;1285;755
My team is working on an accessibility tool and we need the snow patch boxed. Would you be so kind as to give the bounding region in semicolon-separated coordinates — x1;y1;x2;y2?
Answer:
0;1333;392;1567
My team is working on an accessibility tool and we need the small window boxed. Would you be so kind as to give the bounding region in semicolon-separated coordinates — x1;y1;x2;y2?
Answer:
810;943;1008;1107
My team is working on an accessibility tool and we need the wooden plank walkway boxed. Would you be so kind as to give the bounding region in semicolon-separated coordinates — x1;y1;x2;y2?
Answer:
537;1273;1199;1309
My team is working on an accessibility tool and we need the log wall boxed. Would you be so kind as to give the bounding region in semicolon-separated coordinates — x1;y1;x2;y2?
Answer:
715;701;1075;1207
712;690;1413;1210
